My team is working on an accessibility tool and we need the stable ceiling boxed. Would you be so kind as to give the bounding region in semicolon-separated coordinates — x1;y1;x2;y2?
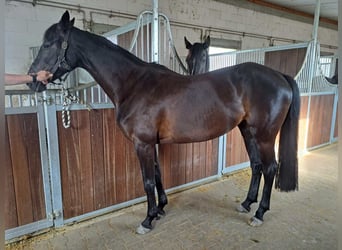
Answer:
259;0;338;21
215;0;338;28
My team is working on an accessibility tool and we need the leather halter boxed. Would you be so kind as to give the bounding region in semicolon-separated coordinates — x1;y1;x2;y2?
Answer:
50;28;72;77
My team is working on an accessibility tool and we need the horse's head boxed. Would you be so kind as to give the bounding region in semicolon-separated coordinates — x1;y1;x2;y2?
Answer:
184;36;210;75
27;11;76;92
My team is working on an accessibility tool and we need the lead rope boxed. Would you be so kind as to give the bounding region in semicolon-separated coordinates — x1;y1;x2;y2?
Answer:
61;87;78;128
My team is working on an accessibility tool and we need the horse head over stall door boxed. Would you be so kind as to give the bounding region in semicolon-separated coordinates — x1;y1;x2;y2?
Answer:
184;36;210;75
28;11;300;234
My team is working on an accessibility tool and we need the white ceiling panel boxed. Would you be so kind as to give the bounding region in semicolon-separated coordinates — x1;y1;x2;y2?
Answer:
263;0;338;21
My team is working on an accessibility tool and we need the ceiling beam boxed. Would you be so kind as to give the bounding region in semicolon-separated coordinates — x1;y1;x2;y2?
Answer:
248;0;337;26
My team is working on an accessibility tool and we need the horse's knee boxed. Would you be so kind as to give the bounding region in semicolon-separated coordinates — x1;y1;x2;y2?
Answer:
144;180;156;193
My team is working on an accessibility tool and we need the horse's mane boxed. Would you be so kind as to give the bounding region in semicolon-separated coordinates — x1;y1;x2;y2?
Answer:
44;23;178;75
76;26;175;73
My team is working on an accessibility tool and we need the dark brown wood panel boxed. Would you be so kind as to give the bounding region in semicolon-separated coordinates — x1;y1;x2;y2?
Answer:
264;48;306;77
117;24;151;61
58;109;144;219
159;139;218;189
5;121;18;229
307;95;335;148
5;114;45;229
58;111;83;218
225;127;249;168
58;108;219;219
89;109;106;210
298;96;309;152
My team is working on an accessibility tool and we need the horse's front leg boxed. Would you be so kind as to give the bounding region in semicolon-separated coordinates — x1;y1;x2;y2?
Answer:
154;146;168;217
135;142;159;234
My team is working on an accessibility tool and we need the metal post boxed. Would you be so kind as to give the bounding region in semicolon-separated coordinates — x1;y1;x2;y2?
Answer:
152;0;159;63
43;90;64;227
303;0;320;151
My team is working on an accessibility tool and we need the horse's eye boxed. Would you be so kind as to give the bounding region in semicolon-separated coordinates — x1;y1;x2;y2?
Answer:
43;43;51;49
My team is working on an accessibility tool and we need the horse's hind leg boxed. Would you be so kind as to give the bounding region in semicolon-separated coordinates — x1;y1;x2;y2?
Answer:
249;146;277;226
237;123;263;213
154;146;168;217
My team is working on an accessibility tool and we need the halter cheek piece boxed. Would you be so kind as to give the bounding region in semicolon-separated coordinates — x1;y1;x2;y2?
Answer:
50;28;72;84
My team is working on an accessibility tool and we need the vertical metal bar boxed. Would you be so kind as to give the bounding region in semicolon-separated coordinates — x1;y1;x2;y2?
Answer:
98;86;101;103
36;99;54;225
147;22;150;62
43;91;64;227
217;135;227;176
141;16;144;60
330;89;338;142
152;0;159;63
91;86;94;103
303;0;320;151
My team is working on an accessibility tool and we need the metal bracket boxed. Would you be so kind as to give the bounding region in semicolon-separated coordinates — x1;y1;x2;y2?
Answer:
48;210;62;221
38;95;53;105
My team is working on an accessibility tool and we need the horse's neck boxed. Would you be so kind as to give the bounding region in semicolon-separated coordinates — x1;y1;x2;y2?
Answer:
73;29;144;106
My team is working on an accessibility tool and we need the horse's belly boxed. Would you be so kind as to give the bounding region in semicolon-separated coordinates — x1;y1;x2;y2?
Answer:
158;110;241;144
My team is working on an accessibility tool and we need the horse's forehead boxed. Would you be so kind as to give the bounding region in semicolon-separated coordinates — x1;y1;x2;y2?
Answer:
192;44;207;55
44;24;59;41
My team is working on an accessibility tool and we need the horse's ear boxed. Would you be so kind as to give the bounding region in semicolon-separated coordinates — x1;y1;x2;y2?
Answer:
184;37;192;49
203;36;210;49
70;18;75;27
60;11;70;24
59;11;74;30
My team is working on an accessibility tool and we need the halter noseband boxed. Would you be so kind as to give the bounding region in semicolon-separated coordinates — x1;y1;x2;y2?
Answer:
50;28;72;82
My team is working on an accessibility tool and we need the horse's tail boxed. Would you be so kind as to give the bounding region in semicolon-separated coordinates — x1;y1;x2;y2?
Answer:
275;74;300;192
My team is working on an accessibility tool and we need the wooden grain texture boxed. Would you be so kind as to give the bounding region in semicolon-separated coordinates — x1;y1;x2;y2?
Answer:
5;119;18;229
264;48;306;77
225;128;249;167
5;114;45;228
307;95;334;148
298;96;309;152
89;110;106;210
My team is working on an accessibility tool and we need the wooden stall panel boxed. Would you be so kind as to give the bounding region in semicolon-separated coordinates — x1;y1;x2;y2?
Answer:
159;139;218;189
5;114;46;229
58;108;219;219
58;109;143;219
225;128;249;168
298;96;308;153
264;48;306;77
307;95;334;148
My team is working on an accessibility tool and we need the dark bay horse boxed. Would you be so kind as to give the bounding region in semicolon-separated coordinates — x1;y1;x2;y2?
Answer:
28;11;300;234
184;36;210;75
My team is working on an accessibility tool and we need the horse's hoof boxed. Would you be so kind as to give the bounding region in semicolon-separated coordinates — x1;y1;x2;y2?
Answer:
248;217;263;227
157;209;166;218
236;204;249;213
136;224;152;235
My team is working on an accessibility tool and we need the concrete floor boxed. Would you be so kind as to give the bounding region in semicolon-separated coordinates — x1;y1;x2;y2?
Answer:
6;144;337;250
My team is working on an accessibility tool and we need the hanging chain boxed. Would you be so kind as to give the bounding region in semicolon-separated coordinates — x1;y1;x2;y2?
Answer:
61;87;78;128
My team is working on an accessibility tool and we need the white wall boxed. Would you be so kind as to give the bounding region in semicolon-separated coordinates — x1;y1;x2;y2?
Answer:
5;0;338;74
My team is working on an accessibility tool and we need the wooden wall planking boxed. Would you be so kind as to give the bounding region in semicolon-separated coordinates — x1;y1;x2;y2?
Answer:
58;109;218;219
264;48;307;77
307;95;335;148
5;114;46;229
225;128;249;168
298;96;309;152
